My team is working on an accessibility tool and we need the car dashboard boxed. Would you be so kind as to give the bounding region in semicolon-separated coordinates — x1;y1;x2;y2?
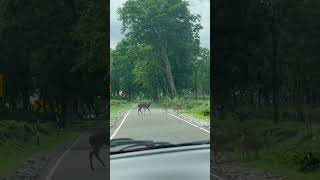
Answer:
110;144;210;180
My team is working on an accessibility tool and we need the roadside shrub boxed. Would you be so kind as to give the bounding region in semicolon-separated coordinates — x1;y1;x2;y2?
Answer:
201;108;210;116
0;120;54;144
296;152;320;172
286;150;320;172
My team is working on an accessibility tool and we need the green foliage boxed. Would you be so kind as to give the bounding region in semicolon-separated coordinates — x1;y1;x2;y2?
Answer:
291;152;320;173
113;0;207;97
201;108;210;116
110;99;132;119
0;120;55;145
213;0;320;115
0;0;107;117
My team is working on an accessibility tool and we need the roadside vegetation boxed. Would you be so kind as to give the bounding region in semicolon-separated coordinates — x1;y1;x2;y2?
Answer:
213;0;320;178
0;0;107;177
0;120;78;177
110;0;210;102
110;99;133;119
153;97;210;121
213;106;320;180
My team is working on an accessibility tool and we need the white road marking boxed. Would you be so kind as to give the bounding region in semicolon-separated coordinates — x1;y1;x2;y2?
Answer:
211;173;225;180
110;109;131;140
169;113;210;133
45;134;82;180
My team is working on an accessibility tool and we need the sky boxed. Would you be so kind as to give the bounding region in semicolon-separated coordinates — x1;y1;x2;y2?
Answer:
110;0;210;49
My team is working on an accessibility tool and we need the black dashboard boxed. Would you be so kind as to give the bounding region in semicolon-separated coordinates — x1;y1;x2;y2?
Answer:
110;144;210;180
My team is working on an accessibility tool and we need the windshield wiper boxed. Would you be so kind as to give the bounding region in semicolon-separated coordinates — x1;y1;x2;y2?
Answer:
110;139;210;155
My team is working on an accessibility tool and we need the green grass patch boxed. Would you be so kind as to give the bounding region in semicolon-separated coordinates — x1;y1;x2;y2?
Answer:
183;109;210;121
154;97;210;120
110;99;133;119
215;110;320;180
0;121;78;177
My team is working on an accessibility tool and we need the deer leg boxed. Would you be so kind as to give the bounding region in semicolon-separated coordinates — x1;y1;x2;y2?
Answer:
89;150;95;171
147;107;151;114
94;149;106;168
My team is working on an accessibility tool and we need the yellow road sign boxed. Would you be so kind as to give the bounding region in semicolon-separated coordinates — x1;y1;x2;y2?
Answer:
33;100;45;112
0;74;4;97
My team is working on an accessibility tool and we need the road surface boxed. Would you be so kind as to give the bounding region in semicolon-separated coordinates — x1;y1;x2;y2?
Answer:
110;107;209;143
42;106;213;180
42;128;108;180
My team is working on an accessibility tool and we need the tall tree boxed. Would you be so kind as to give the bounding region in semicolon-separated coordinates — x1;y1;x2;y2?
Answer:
117;0;202;96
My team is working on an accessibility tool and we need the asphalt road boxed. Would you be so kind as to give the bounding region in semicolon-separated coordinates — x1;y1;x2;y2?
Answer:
42;130;108;180
110;107;209;144
42;106;212;180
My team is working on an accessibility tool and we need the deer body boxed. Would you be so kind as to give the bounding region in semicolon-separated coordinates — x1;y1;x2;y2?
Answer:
89;129;107;170
240;131;260;159
138;102;151;115
173;104;182;114
162;102;168;114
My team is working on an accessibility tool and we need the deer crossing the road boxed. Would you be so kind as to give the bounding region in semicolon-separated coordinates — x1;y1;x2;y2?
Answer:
162;102;168;114
89;128;107;171
173;104;182;114
138;102;152;115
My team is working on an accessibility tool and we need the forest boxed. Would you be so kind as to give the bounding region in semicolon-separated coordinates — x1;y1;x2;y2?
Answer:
212;0;320;179
0;0;107;122
0;0;107;176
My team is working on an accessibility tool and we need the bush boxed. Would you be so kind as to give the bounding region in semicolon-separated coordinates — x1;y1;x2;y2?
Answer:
0;120;54;144
201;108;210;116
286;150;320;172
296;152;320;172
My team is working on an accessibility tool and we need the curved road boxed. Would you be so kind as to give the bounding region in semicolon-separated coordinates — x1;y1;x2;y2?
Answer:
42;106;223;180
42;131;108;180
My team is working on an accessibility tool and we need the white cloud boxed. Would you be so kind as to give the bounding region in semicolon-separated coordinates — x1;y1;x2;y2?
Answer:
110;0;210;49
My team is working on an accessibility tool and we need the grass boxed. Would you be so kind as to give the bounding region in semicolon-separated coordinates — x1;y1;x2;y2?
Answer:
214;107;320;180
0;121;78;177
183;109;210;121
110;99;133;119
154;97;210;121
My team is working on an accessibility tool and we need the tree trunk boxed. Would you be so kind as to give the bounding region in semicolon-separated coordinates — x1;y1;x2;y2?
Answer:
160;43;176;96
271;6;279;124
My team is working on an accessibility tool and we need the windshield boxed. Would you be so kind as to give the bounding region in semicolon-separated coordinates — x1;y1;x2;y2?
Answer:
110;0;210;154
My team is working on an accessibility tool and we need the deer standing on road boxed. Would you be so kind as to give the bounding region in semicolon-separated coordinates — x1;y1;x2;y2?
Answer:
138;102;152;115
162;101;168;114
173;104;182;114
89;128;107;171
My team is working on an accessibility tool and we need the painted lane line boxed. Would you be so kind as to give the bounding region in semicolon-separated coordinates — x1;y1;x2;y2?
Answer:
169;113;210;133
211;173;225;180
45;134;82;180
110;109;131;140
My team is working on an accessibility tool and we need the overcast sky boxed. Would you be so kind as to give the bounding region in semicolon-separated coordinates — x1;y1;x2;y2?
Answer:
110;0;210;49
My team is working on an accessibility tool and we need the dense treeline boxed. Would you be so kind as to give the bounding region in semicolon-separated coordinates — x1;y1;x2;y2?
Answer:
213;0;320;123
110;0;210;100
0;0;107;124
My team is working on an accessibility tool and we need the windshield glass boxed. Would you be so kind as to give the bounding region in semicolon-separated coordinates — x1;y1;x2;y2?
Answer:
110;0;210;153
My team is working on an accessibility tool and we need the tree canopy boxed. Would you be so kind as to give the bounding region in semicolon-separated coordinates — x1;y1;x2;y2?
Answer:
111;0;209;100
